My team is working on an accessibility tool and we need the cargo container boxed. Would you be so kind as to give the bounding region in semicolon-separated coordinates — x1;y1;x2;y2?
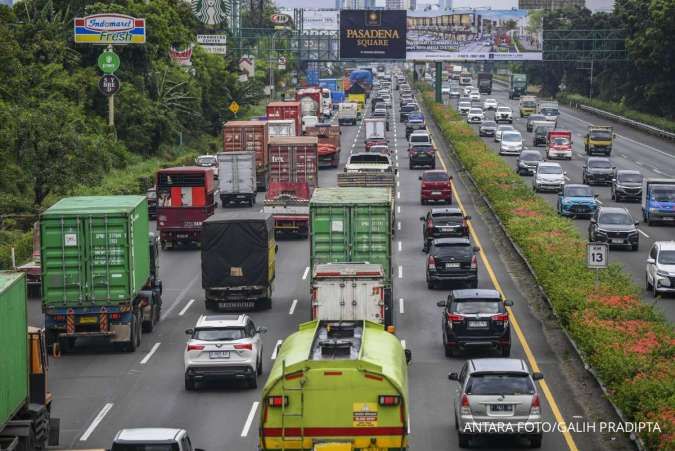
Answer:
337;172;396;235
156;167;216;248
259;320;410;450
509;73;527;99
304;124;341;167
223;120;270;190
295;88;322;118
310;187;393;325
41;196;162;352
267;119;296;138
201;212;276;310
217;151;257;207
318;78;339;93
266;102;301;138
0;272;59;450
338;102;358;126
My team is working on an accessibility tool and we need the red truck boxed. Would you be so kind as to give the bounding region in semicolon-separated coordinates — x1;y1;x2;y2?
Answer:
223;120;269;190
546;130;573;160
304;124;341;168
264;136;319;238
266;101;301;138
296;88;322;121
156;166;216;249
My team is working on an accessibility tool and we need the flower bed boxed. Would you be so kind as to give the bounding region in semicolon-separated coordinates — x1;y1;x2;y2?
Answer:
419;85;674;449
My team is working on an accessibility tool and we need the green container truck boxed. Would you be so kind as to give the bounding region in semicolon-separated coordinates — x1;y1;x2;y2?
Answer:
0;271;58;450
40;196;162;353
309;187;393;326
509;73;527;99
259;320;411;451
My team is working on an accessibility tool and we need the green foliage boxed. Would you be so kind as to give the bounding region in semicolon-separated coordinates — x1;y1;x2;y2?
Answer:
419;84;674;450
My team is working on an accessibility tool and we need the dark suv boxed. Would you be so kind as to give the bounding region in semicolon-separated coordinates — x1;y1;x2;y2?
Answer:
399;103;418;122
426;238;479;289
421;208;470;251
436;289;512;357
589;207;639;251
532;125;553;147
409;144;436;169
611;169;643;202
582;157;615;186
405;116;426;138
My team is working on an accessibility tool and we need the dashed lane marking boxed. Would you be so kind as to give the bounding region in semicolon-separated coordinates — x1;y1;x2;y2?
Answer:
398;265;403;279
178;299;195;316
399;298;405;314
638;229;650;239
79;403;114;441
302;266;309;280
289;299;298;315
240;402;259;437
140;342;161;365
271;339;283;360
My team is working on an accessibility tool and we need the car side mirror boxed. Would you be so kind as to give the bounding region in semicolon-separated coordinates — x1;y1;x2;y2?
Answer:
647;258;655;264
532;372;544;381
436;300;446;307
634;221;640;227
275;244;279;253
257;326;268;334
563;171;567;175
185;328;194;335
404;349;412;364
473;246;480;252
504;300;514;307
594;194;599;198
464;215;471;220
418;176;423;180
448;372;459;381
590;218;597;224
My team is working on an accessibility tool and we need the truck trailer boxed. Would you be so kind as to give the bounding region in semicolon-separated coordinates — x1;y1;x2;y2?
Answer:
304;124;341;167
223;120;270;190
509;73;527;99
217;151;257;207
266;102;301;138
477;72;492;94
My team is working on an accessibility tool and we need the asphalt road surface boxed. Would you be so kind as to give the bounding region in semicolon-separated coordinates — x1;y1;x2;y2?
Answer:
27;85;632;451
452;80;675;323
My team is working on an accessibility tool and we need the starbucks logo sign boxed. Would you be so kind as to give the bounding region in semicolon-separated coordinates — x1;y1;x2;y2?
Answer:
192;0;230;26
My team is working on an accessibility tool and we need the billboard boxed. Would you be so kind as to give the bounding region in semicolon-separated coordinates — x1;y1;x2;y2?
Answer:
406;9;542;61
303;10;339;31
74;14;146;44
340;10;406;60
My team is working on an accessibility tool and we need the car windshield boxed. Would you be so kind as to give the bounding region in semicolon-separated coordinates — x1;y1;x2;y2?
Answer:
599;212;633;225
497;107;510;112
539;165;562;175
590;130;612;140
502;133;521;142
541;108;559;115
411;135;430;143
658;250;675;264
618;173;643;183
432;243;473;258
111;445;179;451
520;152;541;161
469;109;482;114
521;101;536;107
467;374;535;395
651;187;675;202
459;102;470;108
412;145;434;152
565;186;593;197
196;156;215;166
497;126;514;132
194;327;245;341
551;137;570;145
535;127;551;135
453;300;500;314
349;154;390;164
424;172;449;181
481;121;496;127
402;105;415;112
589;160;611;169
432;212;462;219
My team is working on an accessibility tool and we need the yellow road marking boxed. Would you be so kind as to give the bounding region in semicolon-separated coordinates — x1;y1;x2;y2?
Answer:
435;146;579;451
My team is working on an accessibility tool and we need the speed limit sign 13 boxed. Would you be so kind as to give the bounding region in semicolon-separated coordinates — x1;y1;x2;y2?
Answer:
587;243;608;268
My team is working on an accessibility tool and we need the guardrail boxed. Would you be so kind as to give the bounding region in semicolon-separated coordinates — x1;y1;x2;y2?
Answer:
571;103;675;141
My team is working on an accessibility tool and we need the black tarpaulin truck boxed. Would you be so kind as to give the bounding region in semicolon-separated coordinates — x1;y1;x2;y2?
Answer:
201;212;277;310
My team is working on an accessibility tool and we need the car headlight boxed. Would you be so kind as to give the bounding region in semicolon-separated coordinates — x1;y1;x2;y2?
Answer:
656;270;670;278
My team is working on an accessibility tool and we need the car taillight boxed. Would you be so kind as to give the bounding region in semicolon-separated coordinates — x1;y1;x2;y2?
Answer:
530;393;541;416
460;394;471;416
234;343;253;351
491;313;509;326
427;256;436;270
187;344;204;351
447;313;464;322
268;396;288;407
470;255;477;270
378;395;401;406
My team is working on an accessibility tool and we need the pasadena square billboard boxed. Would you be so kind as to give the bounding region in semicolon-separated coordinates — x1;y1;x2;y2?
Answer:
340;10;406;60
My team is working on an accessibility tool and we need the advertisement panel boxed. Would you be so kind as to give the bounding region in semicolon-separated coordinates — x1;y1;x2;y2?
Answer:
340;10;406;60
406;9;542;61
303;10;339;31
74;14;146;44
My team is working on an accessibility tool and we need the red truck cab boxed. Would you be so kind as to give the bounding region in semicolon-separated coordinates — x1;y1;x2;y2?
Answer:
156;167;216;249
546;130;573;160
420;170;453;205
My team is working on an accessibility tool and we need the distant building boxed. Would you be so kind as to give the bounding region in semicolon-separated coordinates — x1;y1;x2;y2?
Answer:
335;0;342;8
440;0;516;9
386;0;415;9
519;0;585;9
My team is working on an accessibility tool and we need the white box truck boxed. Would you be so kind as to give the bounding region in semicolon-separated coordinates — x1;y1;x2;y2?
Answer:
217;151;257;207
338;102;358;125
364;117;386;142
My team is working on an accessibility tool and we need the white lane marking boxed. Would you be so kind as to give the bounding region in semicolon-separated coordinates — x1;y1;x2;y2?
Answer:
240;402;259;437
271;339;283;360
289;299;298;315
396;161;399;168
397;191;401;199
398;265;403;279
401;339;406;349
399;298;405;314
397;205;401;214
638;229;650;239
140;342;161;365
397;180;400;187
178;299;195;316
80;403;114;441
636;160;643;166
564;175;571;181
302;266;309;280
160;273;200;320
397;221;401;231
653;168;664;175
398;241;402;252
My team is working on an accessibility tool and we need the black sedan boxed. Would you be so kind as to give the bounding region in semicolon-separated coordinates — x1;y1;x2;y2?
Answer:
582;157;615;186
421;208;470;251
437;289;513;357
408;144;436;169
426;238;479;289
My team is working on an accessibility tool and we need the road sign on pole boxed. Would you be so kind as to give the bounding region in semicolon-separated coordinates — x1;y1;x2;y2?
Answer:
99;74;121;96
97;50;120;74
587;243;608;269
228;101;240;114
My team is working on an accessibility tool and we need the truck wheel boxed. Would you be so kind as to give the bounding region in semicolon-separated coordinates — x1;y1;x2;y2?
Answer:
530;434;543;448
457;432;470;448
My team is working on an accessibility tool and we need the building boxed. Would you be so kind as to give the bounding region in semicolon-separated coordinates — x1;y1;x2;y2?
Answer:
519;0;585;9
440;0;517;9
335;0;342;8
386;0;415;9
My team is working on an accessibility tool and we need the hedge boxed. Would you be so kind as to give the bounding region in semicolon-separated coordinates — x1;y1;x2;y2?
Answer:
418;85;675;450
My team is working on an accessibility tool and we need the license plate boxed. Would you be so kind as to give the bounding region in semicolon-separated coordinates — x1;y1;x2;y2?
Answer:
468;320;488;328
440;226;457;231
79;316;97;325
209;351;230;359
490;404;513;412
432;191;442;195
611;239;624;244
446;263;460;268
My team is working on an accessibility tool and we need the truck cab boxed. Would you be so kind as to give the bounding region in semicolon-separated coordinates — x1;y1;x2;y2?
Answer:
519;96;537;117
642;179;675;225
338;102;358;126
584;125;614;155
111;428;203;451
546;130;573;160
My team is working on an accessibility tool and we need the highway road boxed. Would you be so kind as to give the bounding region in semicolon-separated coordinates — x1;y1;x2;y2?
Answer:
452;80;675;323
27;83;632;451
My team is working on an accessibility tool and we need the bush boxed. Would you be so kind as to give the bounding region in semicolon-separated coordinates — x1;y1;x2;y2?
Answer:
419;85;675;450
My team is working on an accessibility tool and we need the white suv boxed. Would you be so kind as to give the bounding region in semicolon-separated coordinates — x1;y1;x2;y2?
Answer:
646;241;675;295
458;101;471;115
533;162;566;192
495;106;513;123
184;314;267;390
467;108;484;123
409;130;432;147
469;89;480;101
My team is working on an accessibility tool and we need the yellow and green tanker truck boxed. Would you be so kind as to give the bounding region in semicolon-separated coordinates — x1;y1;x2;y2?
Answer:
259;320;411;451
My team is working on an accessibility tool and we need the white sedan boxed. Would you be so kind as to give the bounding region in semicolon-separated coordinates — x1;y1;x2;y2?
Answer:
483;98;498;110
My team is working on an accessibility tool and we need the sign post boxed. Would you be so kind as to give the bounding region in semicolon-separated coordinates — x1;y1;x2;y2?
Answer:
587;243;608;288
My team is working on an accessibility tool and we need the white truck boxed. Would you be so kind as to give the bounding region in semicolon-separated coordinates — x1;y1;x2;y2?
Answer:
338;102;358;125
217;151;257;207
311;263;387;325
364;117;386;142
267;119;296;138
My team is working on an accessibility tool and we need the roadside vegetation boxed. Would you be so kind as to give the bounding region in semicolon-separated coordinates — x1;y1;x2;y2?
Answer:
418;85;674;450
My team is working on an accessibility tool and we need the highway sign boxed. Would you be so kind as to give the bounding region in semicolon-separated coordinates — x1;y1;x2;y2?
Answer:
98;74;121;96
587;243;608;269
97;50;120;74
74;14;145;45
228;101;240;114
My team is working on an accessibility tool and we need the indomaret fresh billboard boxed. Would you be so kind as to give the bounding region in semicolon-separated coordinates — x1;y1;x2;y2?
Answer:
340;10;406;60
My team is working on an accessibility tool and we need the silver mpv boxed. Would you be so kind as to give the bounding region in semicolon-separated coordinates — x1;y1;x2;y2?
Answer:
449;358;544;448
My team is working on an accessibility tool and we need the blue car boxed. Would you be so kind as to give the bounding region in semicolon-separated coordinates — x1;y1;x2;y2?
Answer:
557;184;599;218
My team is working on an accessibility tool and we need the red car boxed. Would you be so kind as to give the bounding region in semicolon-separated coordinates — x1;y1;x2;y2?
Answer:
365;138;388;152
420;170;453;205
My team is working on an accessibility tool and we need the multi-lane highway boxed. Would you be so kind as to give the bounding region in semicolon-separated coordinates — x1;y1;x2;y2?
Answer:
452;80;675;323
27;83;634;451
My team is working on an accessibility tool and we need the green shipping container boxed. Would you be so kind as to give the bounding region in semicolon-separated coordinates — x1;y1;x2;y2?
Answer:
0;272;28;430
310;187;392;284
41;196;150;306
